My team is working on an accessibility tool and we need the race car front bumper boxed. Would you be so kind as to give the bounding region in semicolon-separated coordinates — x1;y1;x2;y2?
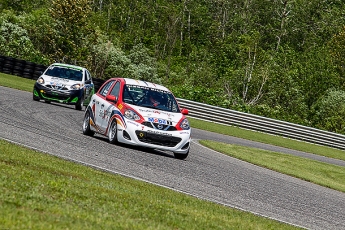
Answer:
116;118;191;154
33;82;82;104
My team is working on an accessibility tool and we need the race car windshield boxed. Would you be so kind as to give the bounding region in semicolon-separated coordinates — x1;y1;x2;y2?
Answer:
123;84;180;112
45;67;83;81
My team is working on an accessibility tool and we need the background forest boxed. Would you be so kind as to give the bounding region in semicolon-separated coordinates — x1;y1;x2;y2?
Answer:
1;0;345;134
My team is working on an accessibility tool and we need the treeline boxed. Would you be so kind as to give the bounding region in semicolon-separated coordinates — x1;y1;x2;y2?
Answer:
1;0;345;134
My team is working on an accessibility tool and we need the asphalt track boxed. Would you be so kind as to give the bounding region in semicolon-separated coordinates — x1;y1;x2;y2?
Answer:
1;86;345;230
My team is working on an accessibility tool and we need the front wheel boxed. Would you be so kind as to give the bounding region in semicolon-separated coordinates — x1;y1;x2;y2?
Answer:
173;150;189;160
108;119;118;144
75;97;84;110
33;94;40;101
82;111;95;136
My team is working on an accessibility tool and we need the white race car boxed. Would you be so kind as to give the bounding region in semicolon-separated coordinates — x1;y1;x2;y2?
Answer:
82;78;191;159
33;63;94;110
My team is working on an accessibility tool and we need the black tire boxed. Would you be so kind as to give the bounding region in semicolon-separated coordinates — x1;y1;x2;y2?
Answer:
108;119;118;144
23;67;34;73
13;70;23;77
23;73;33;79
173;150;189;160
82;111;95;136
33;95;40;101
75;97;84;110
2;67;12;74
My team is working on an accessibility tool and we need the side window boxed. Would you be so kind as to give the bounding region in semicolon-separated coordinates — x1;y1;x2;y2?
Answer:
110;81;120;98
85;70;92;81
85;70;90;81
99;81;114;97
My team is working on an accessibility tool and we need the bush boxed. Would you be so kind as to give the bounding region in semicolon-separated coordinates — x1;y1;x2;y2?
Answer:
311;89;345;134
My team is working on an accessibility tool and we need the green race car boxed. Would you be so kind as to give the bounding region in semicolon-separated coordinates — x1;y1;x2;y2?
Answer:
33;63;95;110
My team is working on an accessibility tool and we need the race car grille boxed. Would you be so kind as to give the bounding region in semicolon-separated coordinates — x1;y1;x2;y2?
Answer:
135;131;181;147
141;122;177;131
43;91;70;100
45;85;69;91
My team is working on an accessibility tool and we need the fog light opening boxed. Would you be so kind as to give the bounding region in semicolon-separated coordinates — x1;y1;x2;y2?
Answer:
123;130;131;140
182;142;189;150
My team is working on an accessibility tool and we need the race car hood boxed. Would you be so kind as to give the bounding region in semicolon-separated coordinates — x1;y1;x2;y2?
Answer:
40;75;82;90
130;104;185;126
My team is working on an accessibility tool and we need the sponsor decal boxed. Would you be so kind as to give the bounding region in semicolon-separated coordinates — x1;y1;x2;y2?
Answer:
139;108;174;116
118;104;123;110
139;108;154;113
127;120;139;126
148;117;167;124
179;131;190;135
147;130;172;136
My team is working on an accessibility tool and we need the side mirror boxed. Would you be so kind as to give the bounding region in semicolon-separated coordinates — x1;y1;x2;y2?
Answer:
106;95;117;103
85;80;91;84
181;108;189;115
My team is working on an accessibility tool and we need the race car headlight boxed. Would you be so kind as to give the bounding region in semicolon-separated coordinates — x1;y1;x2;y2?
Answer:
71;84;81;90
180;118;190;130
37;77;44;84
124;109;140;121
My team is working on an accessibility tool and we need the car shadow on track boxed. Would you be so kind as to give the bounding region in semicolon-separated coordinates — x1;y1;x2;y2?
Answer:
35;100;86;111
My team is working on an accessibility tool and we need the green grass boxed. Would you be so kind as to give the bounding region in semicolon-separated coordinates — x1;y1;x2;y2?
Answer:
200;140;345;193
0;139;301;230
0;73;36;92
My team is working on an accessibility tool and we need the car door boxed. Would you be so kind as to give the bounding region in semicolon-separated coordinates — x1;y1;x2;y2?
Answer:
83;70;94;105
95;80;115;133
100;80;121;131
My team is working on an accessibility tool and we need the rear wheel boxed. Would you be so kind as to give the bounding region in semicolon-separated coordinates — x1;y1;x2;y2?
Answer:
108;119;118;144
82;111;95;136
173;150;189;160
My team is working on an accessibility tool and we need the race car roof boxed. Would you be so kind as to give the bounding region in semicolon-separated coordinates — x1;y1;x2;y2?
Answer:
123;78;170;92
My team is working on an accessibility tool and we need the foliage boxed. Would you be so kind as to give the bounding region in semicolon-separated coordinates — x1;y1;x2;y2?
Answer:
48;0;98;64
329;25;345;80
0;0;48;13
2;0;345;134
0;10;46;62
311;89;345;133
90;40;159;82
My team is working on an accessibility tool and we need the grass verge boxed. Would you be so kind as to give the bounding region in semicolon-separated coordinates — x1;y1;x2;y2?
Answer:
0;139;301;229
190;118;345;162
0;73;36;92
200;140;345;193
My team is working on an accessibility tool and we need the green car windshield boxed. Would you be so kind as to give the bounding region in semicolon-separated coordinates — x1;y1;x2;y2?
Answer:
45;66;83;81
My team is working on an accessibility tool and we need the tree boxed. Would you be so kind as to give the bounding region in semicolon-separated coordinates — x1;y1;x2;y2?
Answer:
0;11;44;62
311;89;345;134
329;26;345;82
49;0;98;64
